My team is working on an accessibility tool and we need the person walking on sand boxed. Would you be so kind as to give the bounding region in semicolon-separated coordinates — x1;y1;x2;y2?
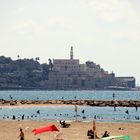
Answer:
18;128;24;140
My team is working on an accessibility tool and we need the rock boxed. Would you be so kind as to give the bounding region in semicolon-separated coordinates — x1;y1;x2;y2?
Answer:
10;101;16;105
56;100;63;104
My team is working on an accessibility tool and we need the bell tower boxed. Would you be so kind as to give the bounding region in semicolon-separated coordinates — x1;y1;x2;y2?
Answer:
70;46;73;60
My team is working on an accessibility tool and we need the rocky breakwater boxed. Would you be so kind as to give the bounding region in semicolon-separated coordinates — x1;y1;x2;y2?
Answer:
0;99;140;107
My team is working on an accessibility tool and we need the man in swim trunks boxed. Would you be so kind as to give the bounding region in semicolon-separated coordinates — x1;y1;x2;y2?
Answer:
18;128;24;140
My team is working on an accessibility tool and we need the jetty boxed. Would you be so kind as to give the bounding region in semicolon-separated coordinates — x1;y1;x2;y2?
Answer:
0;99;140;107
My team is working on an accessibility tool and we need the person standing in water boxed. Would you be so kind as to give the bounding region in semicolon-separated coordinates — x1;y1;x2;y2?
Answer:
113;92;115;100
113;92;116;111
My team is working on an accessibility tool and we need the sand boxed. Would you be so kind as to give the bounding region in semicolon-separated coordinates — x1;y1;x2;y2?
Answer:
0;104;140;140
0;120;140;140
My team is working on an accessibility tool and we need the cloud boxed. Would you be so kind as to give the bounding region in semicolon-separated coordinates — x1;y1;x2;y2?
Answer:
46;16;73;31
11;16;73;36
80;0;138;22
11;20;44;35
12;7;24;15
14;20;35;31
78;0;140;44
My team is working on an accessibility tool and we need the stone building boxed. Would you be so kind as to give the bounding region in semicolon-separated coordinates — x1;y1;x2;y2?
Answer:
45;47;116;90
116;77;136;88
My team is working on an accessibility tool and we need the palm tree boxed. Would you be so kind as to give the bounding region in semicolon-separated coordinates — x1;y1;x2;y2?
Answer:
48;59;53;71
17;55;20;59
35;57;40;61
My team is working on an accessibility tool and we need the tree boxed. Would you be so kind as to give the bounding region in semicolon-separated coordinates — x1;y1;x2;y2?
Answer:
35;57;40;61
48;59;53;71
17;55;20;59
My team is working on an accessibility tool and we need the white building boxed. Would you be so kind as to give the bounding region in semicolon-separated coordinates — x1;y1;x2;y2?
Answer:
44;46;115;89
53;46;87;73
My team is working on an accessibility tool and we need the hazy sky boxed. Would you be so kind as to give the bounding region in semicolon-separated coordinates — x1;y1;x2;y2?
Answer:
0;0;140;84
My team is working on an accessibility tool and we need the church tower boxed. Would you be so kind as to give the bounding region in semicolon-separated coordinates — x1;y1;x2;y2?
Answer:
70;46;73;60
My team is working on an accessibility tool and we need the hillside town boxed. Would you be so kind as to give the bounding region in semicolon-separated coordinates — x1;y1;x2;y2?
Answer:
0;47;135;90
44;47;135;90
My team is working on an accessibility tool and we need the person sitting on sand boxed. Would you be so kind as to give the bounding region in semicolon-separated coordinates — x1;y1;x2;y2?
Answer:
87;129;94;138
87;129;99;139
59;120;71;128
102;130;109;138
18;128;24;140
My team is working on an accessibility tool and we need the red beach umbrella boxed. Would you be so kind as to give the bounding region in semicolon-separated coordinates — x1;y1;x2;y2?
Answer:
32;128;36;132
32;124;59;135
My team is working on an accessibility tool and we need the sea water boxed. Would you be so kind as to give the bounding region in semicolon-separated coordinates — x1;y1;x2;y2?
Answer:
0;90;140;122
0;90;140;100
0;106;140;122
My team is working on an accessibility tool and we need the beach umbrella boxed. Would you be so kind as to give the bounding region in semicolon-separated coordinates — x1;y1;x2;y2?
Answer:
101;135;132;140
32;124;59;135
93;120;96;139
93;120;96;131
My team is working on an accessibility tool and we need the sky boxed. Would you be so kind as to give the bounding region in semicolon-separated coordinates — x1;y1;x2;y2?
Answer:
0;0;140;85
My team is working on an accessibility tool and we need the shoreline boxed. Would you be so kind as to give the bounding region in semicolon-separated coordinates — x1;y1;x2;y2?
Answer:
0;87;138;91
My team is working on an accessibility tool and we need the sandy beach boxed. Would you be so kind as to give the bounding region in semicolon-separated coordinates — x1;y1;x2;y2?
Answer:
0;120;140;140
0;104;140;140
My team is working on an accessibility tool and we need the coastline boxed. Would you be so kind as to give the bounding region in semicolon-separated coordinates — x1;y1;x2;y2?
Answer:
0;86;138;91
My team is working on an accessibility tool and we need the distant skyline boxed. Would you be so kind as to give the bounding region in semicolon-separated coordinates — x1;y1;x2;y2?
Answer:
0;0;140;85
